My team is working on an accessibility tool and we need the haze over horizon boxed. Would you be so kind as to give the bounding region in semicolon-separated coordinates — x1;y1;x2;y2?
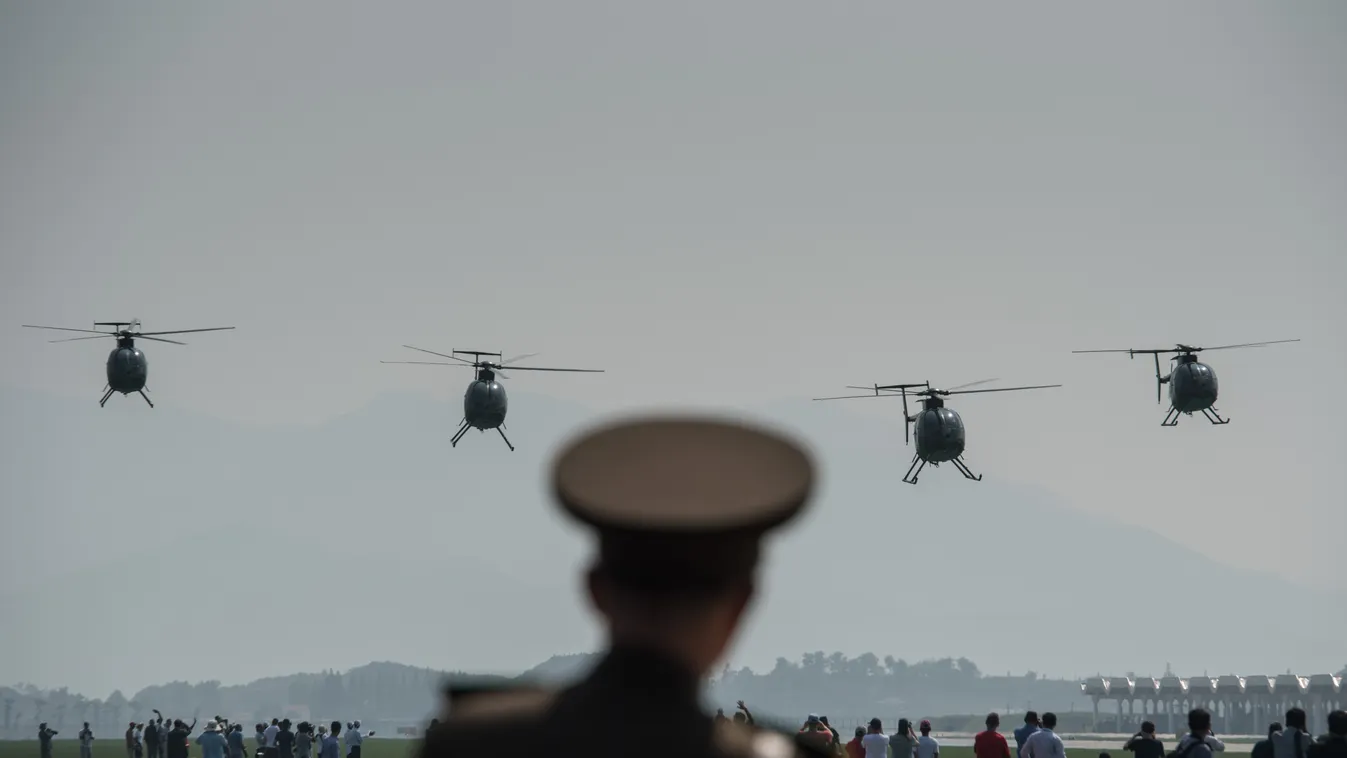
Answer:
2;2;1344;698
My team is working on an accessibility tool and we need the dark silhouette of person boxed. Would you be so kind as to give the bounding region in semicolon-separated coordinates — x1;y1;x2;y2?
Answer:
419;415;828;758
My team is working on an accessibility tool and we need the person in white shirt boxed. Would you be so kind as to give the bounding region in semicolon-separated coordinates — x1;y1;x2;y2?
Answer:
262;719;280;758
862;719;890;758
343;721;372;758
1021;713;1065;758
917;720;940;758
1271;708;1310;758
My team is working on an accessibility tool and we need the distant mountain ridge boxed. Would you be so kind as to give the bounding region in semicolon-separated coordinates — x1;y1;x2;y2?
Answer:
2;387;1343;699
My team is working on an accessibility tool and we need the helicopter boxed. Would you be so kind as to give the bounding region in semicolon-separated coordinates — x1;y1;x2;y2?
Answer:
381;345;604;451
21;319;236;408
813;379;1062;484
1071;339;1300;426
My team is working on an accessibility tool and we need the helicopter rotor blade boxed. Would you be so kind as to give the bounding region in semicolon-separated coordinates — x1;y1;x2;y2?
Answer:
1071;347;1171;355
135;335;188;345
944;378;1000;392
22;325;114;336
812;392;908;401
380;361;472;367
1196;339;1301;351
49;335;116;343
135;327;235;336
402;345;477;364
492;366;604;373
501;353;540;365
941;384;1063;396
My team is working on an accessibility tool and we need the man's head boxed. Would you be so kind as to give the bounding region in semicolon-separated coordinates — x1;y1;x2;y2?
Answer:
1327;710;1346;737
1042;713;1057;730
732;712;747;724
329;722;341;737
987;713;1000;730
1268;722;1283;739
1025;712;1039;726
1285;708;1306;731
1188;708;1212;734
870;719;883;734
1141;722;1155;735
855;727;866;739
920;720;932;735
555;416;814;677
85;722;90;729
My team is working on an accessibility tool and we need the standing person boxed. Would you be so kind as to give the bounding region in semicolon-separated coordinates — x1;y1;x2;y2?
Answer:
195;722;228;758
733;702;755;727
976;714;1012;758
276;721;295;758
1015;712;1041;757
319;725;340;758
80;721;96;758
127;722;138;758
294;724;311;758
40;722;59;758
1172;709;1224;758
1274;709;1314;758
226;725;245;758
863;719;890;758
262;720;279;758
144;719;159;758
798;717;833;754
1124;721;1166;758
891;719;918;758
1021;714;1064;758
1307;711;1346;758
820;718;840;750
166;718;198;758
418;415;827;758
134;724;145;758
846;727;866;758
916;720;940;758
1254;723;1285;758
343;721;372;758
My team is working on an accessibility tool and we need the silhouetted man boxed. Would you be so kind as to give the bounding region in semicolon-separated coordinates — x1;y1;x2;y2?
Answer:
975;713;1011;758
1125;721;1165;758
419;415;827;758
40;723;59;758
1174;708;1224;758
1015;712;1040;757
1021;713;1063;758
1307;711;1346;758
1253;722;1284;758
80;721;96;758
1274;708;1314;758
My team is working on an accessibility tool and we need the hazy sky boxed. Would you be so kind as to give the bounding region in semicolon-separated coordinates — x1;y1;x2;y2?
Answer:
2;1;1344;691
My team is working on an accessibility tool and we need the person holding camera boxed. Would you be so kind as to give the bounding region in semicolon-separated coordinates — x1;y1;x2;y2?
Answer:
1124;721;1165;758
80;721;96;758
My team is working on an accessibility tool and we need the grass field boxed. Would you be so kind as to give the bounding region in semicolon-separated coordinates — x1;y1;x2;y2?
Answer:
0;740;1247;758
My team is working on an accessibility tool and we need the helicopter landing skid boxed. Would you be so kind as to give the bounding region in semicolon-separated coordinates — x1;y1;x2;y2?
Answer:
902;453;926;484
1162;406;1229;426
449;420;516;451
450;419;471;447
138;389;154;408
951;456;983;481
99;387;115;407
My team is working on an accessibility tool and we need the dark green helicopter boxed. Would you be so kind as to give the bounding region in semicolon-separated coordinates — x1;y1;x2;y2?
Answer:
814;378;1061;484
382;345;603;450
1072;339;1299;426
22;319;235;407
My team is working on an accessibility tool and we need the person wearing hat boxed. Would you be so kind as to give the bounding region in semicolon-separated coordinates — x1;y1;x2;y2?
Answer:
39;722;59;758
196;722;228;758
420;415;829;758
916;720;940;758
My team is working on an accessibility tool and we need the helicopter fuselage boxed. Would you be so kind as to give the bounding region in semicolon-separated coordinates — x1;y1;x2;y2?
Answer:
463;375;508;430
1166;355;1219;413
912;399;966;463
106;339;148;394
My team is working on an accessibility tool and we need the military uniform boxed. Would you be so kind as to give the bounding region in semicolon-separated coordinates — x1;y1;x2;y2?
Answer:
420;416;828;758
